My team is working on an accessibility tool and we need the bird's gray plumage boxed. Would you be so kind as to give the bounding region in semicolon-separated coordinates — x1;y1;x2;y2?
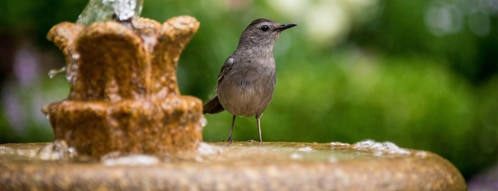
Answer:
203;18;296;142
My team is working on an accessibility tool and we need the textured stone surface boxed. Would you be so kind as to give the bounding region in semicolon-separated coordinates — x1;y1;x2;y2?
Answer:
44;16;203;157
0;142;467;191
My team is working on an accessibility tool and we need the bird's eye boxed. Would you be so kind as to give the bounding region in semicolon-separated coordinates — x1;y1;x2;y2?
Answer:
260;25;269;32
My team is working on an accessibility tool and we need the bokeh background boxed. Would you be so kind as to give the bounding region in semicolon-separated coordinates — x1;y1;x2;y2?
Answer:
0;0;496;185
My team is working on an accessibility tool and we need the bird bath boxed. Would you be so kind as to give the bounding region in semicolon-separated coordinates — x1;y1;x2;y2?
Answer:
1;141;466;190
0;0;466;190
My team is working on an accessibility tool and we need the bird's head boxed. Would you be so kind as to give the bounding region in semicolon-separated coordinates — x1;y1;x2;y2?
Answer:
238;18;297;48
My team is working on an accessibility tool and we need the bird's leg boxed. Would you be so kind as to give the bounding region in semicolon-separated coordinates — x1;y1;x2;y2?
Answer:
256;114;263;143
227;115;236;142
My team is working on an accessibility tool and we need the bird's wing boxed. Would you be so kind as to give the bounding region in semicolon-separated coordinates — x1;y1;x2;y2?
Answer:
203;57;234;114
217;57;235;84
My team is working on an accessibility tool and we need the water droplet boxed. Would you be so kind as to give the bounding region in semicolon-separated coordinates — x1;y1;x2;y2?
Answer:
330;142;350;147
415;151;428;158
77;0;143;25
48;66;66;79
67;147;78;158
200;115;207;127
197;142;221;155
66;62;79;85
37;140;70;160
71;53;80;60
290;153;303;160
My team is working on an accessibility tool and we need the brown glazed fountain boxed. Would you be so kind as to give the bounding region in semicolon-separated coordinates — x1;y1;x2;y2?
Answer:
44;16;203;157
0;1;467;190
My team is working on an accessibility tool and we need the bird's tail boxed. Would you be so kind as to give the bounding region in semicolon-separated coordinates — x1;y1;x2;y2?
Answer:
203;95;225;114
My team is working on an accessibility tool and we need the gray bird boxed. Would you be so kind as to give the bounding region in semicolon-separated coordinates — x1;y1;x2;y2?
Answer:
203;18;296;142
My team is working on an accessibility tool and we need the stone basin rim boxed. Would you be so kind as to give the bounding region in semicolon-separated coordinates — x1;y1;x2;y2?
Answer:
0;141;467;191
0;141;458;163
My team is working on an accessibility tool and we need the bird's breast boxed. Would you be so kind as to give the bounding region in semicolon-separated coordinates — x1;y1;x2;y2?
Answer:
217;63;276;116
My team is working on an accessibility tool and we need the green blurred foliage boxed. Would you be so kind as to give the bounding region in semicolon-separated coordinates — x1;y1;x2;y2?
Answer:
351;0;497;83
0;0;496;179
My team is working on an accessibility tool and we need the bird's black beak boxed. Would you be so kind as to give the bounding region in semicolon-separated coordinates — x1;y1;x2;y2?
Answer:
274;23;297;32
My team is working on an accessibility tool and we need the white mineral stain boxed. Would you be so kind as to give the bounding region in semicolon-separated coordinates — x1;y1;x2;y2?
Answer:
102;154;159;166
297;146;313;152
353;139;411;155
